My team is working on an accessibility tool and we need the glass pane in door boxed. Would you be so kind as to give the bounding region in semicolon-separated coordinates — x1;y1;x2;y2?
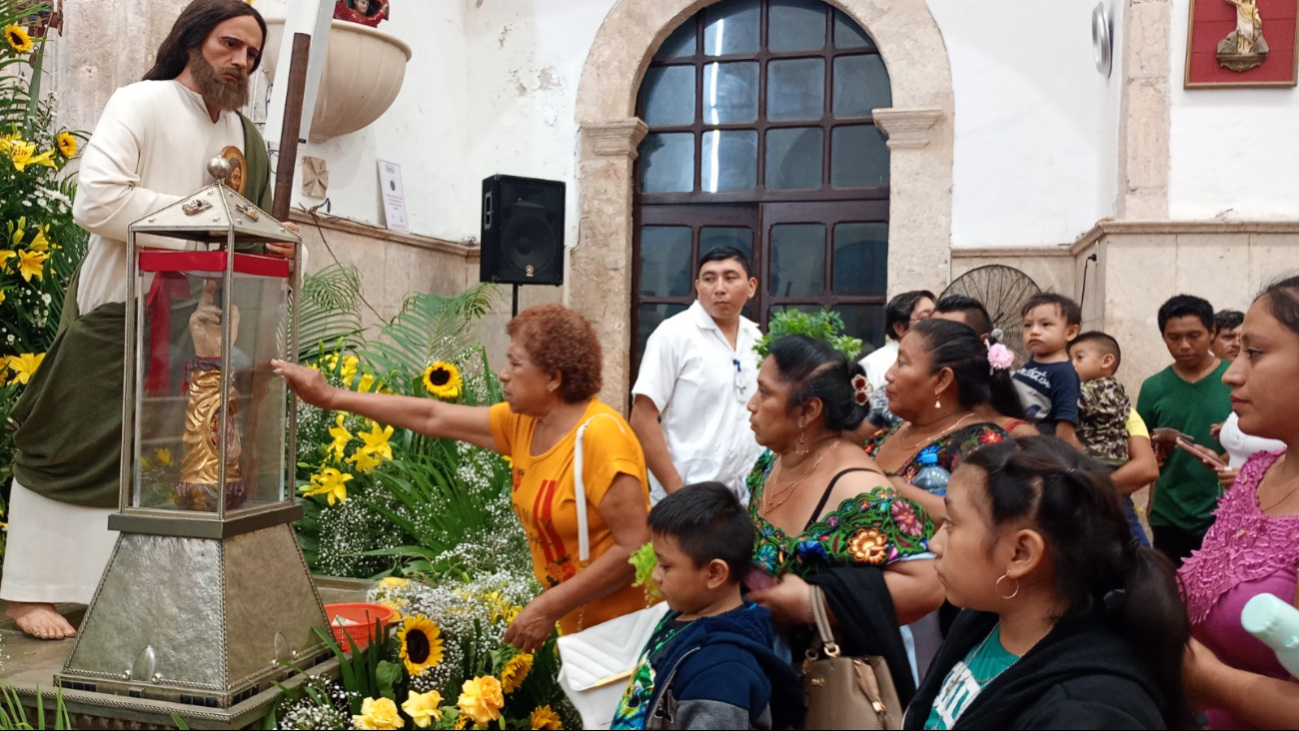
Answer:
767;58;826;121
837;304;886;350
768;223;825;297
831;125;889;189
833;55;891;118
766;127;823;189
638;303;689;364
640;133;696;193
832;222;888;296
702;61;760;124
701;130;759;192
704;0;761;56
700;226;754;263
769;0;827;52
640;226;693;296
640;65;696;126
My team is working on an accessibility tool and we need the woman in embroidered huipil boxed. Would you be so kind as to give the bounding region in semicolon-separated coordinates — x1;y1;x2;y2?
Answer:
864;319;1021;522
1179;275;1299;729
744;335;943;702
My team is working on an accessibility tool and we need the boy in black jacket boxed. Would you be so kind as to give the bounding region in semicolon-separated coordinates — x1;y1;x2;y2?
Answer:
611;483;801;731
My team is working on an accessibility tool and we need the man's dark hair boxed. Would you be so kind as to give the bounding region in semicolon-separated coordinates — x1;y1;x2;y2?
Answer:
697;246;753;278
1214;309;1245;332
1157;294;1215;334
648;483;753;582
884;289;936;341
144;0;268;81
1021;292;1082;328
1070;331;1123;372
935;294;994;338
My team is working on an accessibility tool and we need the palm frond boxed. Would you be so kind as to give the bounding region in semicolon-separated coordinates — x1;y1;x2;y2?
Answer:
360;283;500;381
297;264;365;360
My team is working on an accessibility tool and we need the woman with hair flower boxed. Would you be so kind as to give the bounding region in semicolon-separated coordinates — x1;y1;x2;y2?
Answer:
274;303;652;652
864;319;1021;523
744;334;943;706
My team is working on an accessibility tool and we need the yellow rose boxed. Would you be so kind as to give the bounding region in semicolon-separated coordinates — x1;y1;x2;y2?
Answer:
402;690;443;729
457;676;504;726
353;696;404;730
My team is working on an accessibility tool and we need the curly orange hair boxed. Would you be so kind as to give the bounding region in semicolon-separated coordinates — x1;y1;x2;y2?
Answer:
507;304;602;402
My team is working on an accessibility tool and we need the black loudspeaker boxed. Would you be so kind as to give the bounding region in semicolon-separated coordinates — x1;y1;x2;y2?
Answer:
480;175;565;286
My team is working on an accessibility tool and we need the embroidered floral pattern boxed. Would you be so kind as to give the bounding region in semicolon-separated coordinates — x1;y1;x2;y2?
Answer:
848;529;889;565
747;451;934;578
1180;450;1297;624
864;422;1009;482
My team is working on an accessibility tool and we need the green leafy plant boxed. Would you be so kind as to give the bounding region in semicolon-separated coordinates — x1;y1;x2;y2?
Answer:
0;684;73;730
0;1;89;575
754;307;864;361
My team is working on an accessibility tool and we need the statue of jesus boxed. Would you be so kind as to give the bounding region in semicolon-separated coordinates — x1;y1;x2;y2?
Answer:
1218;0;1269;69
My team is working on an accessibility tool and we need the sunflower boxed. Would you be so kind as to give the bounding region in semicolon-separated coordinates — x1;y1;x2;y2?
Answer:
422;361;462;399
398;614;445;676
4;25;32;54
55;131;77;158
500;653;533;693
530;705;563;731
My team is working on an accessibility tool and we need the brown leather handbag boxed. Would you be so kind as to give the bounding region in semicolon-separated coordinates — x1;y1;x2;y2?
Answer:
801;585;903;730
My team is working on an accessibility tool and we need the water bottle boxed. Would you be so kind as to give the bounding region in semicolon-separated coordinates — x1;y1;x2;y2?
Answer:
912;450;951;496
1241;593;1299;678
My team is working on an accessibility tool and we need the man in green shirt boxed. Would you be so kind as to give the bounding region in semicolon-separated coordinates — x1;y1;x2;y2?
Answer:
1137;294;1233;567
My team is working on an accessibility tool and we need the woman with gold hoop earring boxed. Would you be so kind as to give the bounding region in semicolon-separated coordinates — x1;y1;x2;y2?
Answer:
744;334;943;708
906;437;1194;730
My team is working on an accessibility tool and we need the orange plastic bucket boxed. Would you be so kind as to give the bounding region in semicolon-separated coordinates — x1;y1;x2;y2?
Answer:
323;602;398;651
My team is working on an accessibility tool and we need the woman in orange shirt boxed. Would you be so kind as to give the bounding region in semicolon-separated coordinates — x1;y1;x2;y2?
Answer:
273;304;652;651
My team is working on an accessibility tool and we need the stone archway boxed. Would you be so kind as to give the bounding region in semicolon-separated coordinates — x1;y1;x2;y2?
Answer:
572;0;955;405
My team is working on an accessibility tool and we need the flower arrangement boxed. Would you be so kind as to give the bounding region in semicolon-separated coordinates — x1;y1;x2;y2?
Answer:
273;574;577;730
0;0;89;571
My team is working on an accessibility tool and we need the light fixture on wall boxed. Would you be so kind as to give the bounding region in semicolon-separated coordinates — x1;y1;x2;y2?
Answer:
1093;2;1113;77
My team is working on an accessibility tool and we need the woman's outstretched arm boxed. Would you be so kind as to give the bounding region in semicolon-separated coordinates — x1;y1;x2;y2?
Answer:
272;359;500;453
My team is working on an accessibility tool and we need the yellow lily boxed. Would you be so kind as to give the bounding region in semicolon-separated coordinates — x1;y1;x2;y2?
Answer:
327;413;352;462
347;448;383;474
28;225;50;252
7;140;56;171
8;352;45;385
357;421;394;461
300;467;352;506
17;249;48;282
0;249;15;273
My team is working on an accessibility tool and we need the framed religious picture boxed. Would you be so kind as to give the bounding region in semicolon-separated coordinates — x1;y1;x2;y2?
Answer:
1185;0;1299;87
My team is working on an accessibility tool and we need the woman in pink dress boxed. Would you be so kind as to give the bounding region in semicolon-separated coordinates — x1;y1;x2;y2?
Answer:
1179;274;1299;729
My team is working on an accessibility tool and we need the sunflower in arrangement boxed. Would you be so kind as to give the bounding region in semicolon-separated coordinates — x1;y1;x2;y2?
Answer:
423;360;463;399
398;614;445;676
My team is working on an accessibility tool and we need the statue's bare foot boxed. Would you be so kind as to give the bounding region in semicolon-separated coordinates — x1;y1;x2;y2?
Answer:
6;602;76;639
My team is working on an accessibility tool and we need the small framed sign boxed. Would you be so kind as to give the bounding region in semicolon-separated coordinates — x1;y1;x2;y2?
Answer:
377;160;410;233
1185;0;1299;88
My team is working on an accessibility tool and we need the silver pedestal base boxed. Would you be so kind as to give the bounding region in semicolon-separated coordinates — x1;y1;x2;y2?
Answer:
57;523;329;709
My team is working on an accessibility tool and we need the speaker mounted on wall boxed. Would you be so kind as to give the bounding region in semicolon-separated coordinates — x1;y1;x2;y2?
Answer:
480;175;565;286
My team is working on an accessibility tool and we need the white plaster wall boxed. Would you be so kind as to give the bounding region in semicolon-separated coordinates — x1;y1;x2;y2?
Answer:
928;0;1120;248
257;0;617;251
1167;0;1299;220
259;0;1122;249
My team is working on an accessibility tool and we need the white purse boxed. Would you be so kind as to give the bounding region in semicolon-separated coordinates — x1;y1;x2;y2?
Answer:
556;415;668;730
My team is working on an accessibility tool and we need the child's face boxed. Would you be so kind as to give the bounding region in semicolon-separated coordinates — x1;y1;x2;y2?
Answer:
1069;344;1113;382
1161;315;1215;368
930;466;1037;613
1022;304;1079;358
651;533;730;616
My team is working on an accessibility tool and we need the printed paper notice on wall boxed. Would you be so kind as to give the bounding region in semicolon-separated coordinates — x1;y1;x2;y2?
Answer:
377;160;410;233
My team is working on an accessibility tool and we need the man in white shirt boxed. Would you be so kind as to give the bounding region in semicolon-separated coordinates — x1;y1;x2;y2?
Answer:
1;0;293;639
860;289;936;390
630;247;764;504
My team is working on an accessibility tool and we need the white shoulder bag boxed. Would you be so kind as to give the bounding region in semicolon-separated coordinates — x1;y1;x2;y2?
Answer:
556;414;668;730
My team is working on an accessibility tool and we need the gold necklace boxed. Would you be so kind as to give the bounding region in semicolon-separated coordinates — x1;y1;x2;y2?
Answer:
897;412;977;453
1258;455;1299;513
762;440;839;516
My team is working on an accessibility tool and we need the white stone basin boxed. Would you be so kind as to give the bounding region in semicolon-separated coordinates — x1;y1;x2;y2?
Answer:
263;19;412;142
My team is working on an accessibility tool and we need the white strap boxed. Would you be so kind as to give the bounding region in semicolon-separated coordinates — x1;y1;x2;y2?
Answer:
573;413;627;564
